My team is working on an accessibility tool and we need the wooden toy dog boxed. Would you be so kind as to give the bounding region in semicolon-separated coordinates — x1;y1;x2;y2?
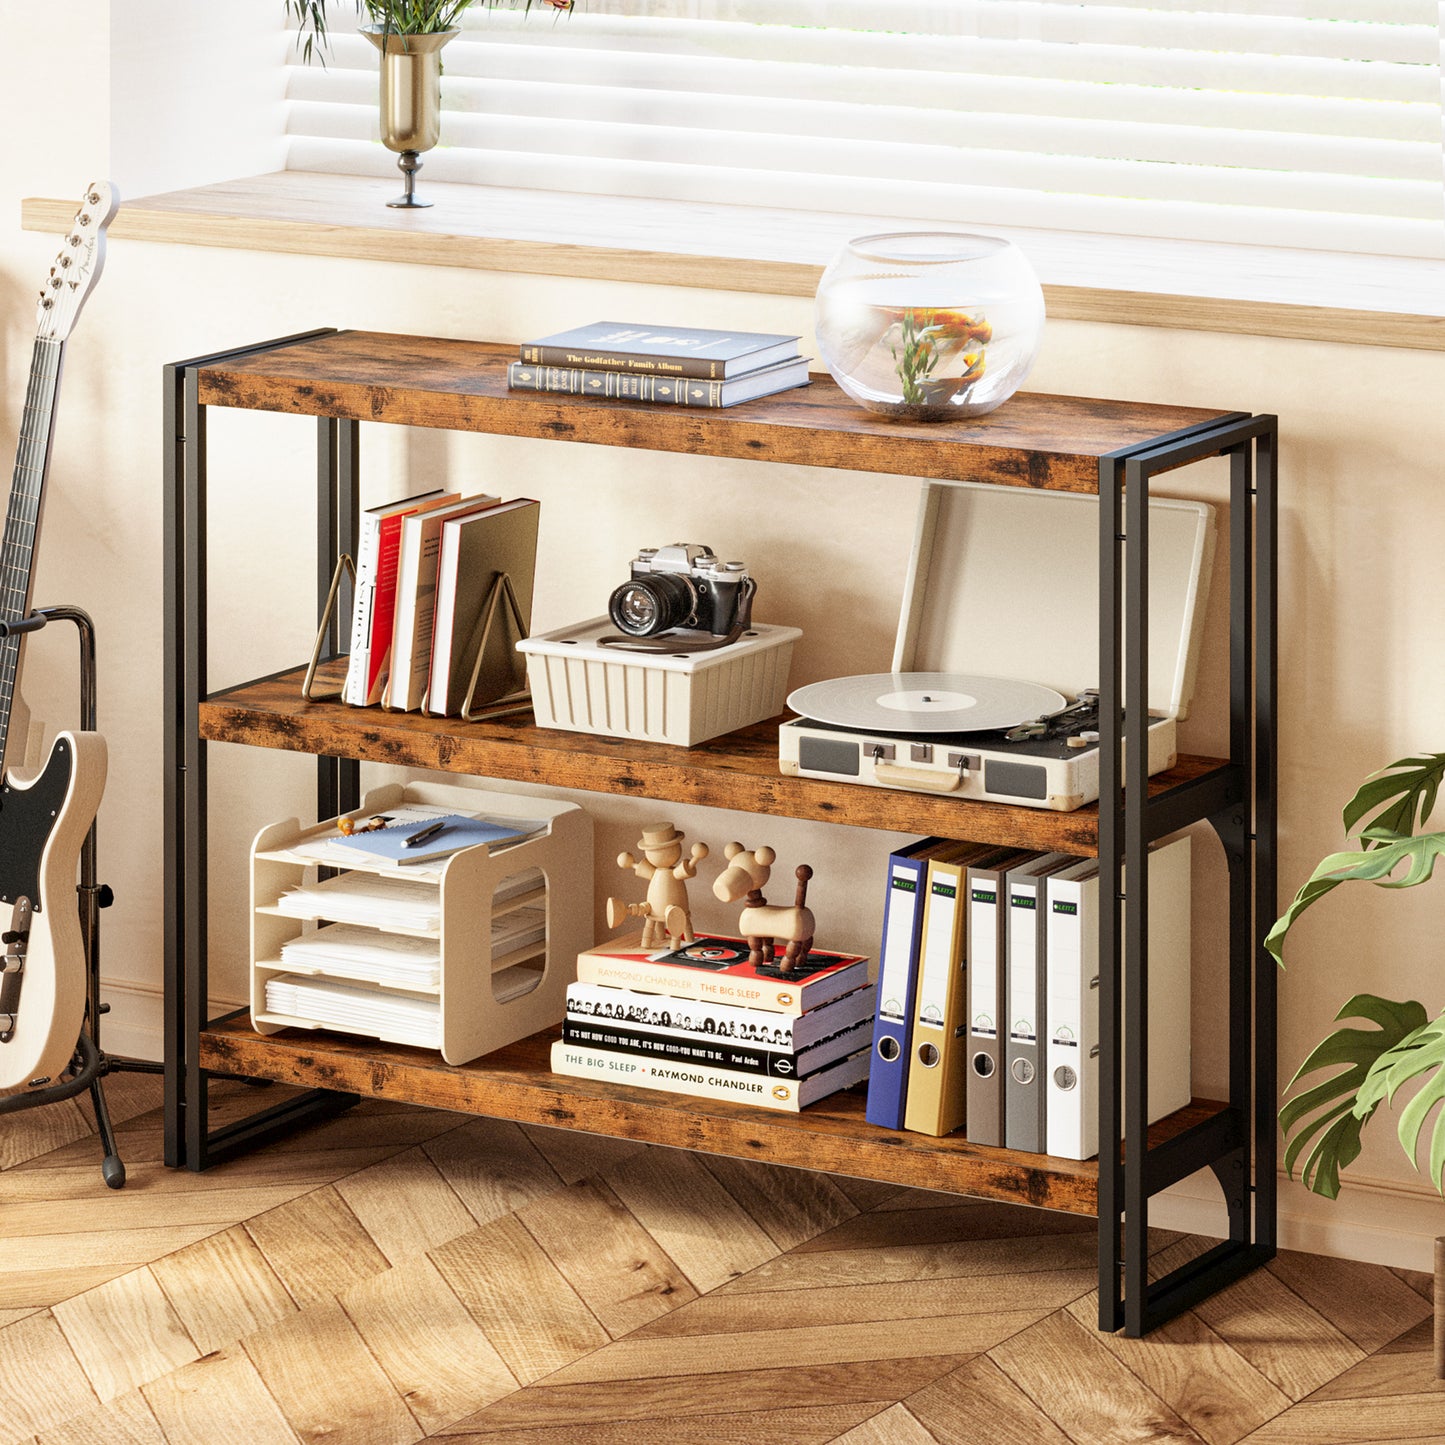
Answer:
711;841;815;973
606;821;709;948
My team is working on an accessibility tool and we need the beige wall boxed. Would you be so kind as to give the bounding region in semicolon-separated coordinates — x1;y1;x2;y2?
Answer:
6;11;1445;1266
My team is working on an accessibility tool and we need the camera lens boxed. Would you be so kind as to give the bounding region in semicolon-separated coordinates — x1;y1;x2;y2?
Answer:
609;574;694;636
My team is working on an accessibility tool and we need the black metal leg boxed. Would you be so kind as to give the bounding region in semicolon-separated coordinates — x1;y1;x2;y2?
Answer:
1254;420;1280;1253
162;330;358;1173
89;1074;124;1188
316;416;361;825
1122;455;1152;1337
1097;452;1125;1333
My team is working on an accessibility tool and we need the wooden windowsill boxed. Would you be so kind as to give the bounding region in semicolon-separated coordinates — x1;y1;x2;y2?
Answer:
20;170;1445;352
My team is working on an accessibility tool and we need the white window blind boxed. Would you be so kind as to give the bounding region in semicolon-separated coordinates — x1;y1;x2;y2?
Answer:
285;2;1445;259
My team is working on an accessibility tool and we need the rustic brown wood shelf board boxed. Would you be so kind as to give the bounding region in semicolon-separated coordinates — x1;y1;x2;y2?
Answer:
197;1012;1224;1215
195;331;1236;494
200;665;1232;856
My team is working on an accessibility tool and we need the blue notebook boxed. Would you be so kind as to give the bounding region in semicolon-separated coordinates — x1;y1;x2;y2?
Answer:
334;814;541;865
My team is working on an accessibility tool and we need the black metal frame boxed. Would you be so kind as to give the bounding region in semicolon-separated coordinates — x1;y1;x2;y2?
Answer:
161;334;1278;1335
1097;413;1278;1335
163;332;361;1170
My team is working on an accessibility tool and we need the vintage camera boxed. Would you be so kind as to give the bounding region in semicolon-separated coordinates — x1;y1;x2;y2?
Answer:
608;544;755;640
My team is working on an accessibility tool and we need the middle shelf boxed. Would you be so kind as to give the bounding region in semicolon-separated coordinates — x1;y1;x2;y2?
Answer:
202;663;1238;857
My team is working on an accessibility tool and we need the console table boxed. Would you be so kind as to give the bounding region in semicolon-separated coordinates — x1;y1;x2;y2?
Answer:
163;329;1277;1337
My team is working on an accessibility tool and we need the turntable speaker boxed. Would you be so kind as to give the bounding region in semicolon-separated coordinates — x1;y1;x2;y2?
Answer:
779;483;1217;812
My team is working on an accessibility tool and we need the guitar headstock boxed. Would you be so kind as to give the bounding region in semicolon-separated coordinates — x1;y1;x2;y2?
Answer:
35;181;120;342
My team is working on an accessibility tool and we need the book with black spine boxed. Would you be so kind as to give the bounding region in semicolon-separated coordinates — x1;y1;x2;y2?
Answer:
561;1013;871;1079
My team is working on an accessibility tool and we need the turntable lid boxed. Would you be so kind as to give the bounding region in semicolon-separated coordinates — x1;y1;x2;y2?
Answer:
891;484;1216;720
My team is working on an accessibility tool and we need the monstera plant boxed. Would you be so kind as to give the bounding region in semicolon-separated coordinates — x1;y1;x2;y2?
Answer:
1268;753;1445;1199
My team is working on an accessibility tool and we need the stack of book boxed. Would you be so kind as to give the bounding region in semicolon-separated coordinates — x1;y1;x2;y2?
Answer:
509;321;812;409
864;834;1192;1158
342;490;539;716
552;931;874;1111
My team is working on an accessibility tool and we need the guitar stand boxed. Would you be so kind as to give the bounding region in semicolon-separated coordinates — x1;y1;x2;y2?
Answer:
0;605;162;1188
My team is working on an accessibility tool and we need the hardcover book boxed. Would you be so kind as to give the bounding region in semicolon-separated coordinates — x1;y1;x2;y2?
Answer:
576;933;869;1016
550;1040;870;1111
427;498;539;717
560;1013;871;1079
507;357;810;408
344;489;452;706
388;493;499;711
517;322;800;380
564;980;874;1051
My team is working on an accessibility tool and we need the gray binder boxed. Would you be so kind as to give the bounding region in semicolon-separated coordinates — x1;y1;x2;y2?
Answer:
1004;853;1074;1153
965;850;1033;1148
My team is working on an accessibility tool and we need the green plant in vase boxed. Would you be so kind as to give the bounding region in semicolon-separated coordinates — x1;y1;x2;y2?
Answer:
286;0;572;63
285;0;573;207
1269;753;1445;1198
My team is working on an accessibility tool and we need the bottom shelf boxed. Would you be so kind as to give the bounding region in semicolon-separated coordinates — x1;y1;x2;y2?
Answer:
198;1012;1224;1217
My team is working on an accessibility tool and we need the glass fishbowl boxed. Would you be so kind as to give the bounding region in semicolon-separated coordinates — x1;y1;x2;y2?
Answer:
814;232;1045;422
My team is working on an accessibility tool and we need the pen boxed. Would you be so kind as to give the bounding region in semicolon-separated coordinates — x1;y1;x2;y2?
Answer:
402;820;447;850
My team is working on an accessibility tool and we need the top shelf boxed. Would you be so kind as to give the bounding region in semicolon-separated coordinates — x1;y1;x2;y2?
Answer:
196;331;1239;495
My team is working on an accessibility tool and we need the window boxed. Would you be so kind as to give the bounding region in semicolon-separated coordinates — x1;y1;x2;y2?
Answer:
285;2;1445;259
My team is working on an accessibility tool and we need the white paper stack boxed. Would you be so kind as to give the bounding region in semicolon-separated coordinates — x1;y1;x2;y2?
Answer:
264;975;440;1048
277;873;442;932
280;926;443;990
492;905;546;957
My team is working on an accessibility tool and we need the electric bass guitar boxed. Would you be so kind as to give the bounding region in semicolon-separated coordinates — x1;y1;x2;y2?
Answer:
0;182;117;1091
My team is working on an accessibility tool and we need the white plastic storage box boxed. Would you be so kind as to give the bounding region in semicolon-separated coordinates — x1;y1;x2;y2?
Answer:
518;616;802;747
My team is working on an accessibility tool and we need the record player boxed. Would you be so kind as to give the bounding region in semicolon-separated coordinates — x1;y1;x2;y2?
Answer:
779;483;1217;812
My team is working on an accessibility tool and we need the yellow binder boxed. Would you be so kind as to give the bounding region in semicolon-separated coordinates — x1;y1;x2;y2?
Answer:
903;848;997;1137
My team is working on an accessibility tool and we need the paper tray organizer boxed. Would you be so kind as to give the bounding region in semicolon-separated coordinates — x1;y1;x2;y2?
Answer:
249;780;592;1065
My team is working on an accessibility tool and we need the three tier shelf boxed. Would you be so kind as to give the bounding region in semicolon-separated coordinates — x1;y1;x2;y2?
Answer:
163;329;1277;1337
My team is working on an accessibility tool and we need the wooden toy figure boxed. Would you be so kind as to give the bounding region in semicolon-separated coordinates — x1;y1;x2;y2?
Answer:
605;822;710;948
711;842;816;973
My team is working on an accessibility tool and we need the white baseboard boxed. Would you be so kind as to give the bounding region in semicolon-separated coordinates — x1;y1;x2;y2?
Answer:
1151;1166;1444;1274
97;977;244;1067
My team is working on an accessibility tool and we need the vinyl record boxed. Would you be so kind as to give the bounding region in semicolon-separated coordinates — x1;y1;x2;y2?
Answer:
787;672;1068;734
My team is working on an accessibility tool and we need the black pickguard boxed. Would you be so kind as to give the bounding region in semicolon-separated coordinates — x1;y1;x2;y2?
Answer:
0;738;72;913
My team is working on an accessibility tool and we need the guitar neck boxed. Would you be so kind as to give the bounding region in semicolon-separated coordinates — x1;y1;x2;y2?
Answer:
0;336;65;771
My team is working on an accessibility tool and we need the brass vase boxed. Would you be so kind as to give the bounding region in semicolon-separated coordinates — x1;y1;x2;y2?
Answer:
361;26;459;209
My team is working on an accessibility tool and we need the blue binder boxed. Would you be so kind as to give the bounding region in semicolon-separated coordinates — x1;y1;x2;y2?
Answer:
865;838;939;1129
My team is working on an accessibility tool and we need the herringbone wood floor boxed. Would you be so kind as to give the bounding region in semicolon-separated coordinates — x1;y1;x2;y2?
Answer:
1;1074;1441;1445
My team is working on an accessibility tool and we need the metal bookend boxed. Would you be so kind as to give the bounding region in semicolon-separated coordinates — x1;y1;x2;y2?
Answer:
302;553;356;701
459;571;533;723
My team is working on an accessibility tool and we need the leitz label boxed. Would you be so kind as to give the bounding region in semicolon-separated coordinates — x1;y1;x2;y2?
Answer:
1053;900;1079;915
893;878;917;893
933;882;957;899
1011;895;1036;909
971;889;995;903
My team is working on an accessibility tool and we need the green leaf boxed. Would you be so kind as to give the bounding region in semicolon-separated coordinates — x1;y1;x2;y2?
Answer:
1352;1012;1445;1191
1341;754;1445;840
1279;993;1429;1198
1265;830;1445;962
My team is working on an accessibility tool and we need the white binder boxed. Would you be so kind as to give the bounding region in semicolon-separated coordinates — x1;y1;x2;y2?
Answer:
1044;836;1193;1160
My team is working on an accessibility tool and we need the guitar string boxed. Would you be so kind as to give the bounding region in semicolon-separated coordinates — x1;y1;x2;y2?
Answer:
0;336;64;769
